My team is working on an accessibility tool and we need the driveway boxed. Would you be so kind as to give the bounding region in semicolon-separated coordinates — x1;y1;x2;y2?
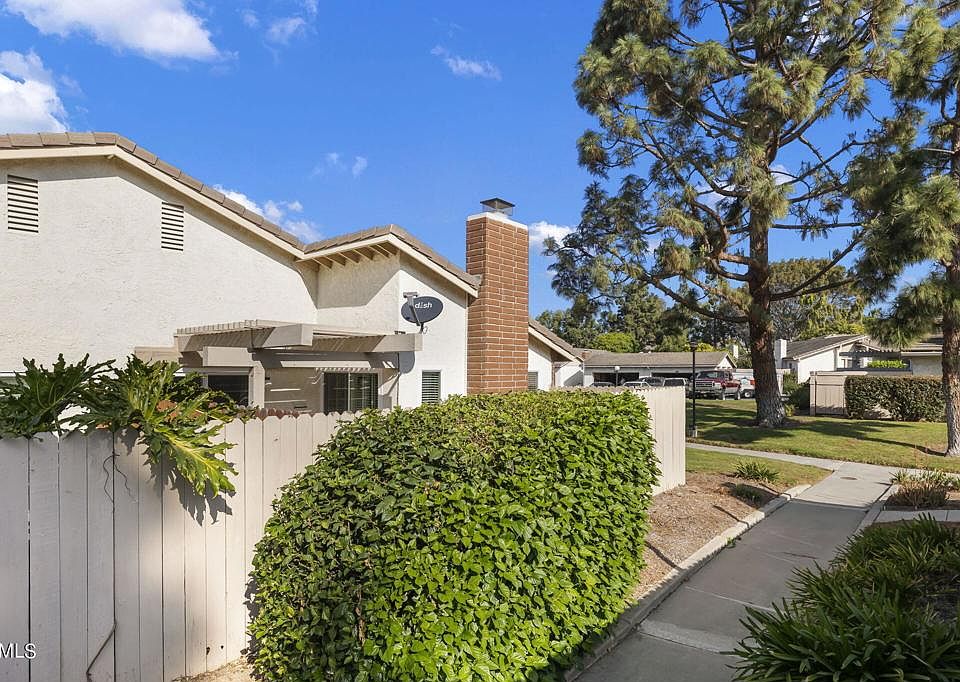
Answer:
575;450;894;681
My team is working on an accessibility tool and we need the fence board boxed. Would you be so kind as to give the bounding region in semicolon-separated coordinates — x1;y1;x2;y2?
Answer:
113;433;142;682
205;430;228;672
183;486;206;676
279;417;298;490
59;434;89;682
242;419;264;641
0;438;29;682
223;421;246;662
296;414;313;474
29;435;60;682
86;432;114;682
261;417;282;518
161;456;186;681
137;442;164;682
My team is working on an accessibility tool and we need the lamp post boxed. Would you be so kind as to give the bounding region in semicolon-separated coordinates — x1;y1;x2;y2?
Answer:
689;339;699;438
614;365;620;387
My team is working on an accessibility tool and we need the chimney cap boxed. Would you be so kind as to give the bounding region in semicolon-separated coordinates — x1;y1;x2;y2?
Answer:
480;197;515;216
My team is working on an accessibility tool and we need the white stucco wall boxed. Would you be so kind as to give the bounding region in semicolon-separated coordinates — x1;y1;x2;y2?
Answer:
796;349;842;383
528;339;555;390
0;158;318;372
314;253;469;408
556;362;583;387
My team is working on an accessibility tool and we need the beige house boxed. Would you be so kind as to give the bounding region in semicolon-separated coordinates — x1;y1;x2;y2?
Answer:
775;334;945;383
0;132;580;411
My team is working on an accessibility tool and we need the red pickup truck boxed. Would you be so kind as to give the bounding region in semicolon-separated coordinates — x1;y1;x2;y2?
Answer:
693;370;742;399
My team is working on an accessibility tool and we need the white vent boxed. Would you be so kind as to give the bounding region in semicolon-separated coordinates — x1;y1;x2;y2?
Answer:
7;175;39;233
421;371;441;404
528;371;539;391
161;202;185;251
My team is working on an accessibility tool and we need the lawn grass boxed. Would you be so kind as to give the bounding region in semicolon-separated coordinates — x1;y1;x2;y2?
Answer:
686;447;831;487
688;399;957;471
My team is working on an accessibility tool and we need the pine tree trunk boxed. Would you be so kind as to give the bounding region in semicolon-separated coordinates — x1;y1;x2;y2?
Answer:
943;264;960;457
749;312;785;428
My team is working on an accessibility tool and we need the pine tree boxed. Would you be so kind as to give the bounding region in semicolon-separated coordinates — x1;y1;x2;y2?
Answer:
555;0;901;426
850;4;960;455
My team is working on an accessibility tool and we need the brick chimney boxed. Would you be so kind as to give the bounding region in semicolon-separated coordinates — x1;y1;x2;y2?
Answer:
466;199;529;394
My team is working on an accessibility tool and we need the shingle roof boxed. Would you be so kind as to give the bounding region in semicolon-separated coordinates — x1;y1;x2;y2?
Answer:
784;334;867;360
582;350;732;368
528;319;581;360
0;132;481;291
304;224;480;289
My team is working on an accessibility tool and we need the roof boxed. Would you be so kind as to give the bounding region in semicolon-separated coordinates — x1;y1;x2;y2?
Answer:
304;225;480;290
582;350;733;368
0;132;480;294
901;334;944;355
528;319;581;362
784;334;868;360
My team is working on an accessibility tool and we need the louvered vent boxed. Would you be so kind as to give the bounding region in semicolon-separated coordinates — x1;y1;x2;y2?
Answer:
7;175;39;233
527;371;539;391
161;202;185;251
421;371;441;404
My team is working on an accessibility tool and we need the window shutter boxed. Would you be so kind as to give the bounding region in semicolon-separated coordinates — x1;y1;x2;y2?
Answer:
161;202;185;251
527;371;539;391
422;371;441;404
7;175;39;233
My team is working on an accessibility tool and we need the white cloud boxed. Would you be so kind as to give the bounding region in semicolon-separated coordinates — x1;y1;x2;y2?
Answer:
528;220;573;246
266;16;306;44
3;0;220;61
214;185;319;240
301;0;317;17
351;156;368;177
0;50;67;132
431;45;501;80
240;8;258;28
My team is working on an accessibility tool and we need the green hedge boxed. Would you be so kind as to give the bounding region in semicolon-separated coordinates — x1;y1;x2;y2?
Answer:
250;391;660;681
846;376;945;421
735;519;960;680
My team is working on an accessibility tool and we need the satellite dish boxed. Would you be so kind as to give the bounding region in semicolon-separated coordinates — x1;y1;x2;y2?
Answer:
402;296;443;325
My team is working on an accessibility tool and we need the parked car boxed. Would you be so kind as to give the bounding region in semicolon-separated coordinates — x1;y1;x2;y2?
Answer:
592;381;614;387
693;370;742;399
623;377;665;389
737;376;756;398
663;377;687;389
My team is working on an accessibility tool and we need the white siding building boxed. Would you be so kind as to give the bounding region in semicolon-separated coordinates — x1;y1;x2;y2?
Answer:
0;133;580;411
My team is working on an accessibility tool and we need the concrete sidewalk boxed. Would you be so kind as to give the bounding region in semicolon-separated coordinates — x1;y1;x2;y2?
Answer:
576;450;894;681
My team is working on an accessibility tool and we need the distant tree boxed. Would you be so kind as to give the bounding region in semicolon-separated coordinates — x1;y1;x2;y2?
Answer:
849;4;960;455
536;295;602;349
554;0;899;426
593;331;636;353
610;283;667;350
769;259;866;340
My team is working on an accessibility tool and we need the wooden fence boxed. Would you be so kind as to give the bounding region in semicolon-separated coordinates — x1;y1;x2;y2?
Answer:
0;412;360;682
808;370;913;416
0;389;685;682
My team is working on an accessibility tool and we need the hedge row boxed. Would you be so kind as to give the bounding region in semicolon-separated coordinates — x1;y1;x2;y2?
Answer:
845;376;945;421
250;391;660;681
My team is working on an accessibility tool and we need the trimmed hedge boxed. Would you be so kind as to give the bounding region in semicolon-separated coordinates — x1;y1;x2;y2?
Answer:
734;519;960;680
250;391;660;681
846;376;945;421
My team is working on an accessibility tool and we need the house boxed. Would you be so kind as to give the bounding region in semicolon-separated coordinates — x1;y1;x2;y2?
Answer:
774;335;879;382
775;333;944;382
0;132;581;411
580;350;736;386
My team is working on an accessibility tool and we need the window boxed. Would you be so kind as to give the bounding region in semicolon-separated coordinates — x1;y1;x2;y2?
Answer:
527;371;539;391
323;373;378;413
7;175;39;233
161;202;185;251
421;371;441;404
204;374;250;406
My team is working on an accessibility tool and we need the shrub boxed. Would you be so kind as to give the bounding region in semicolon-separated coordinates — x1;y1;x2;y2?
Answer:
867;359;908;369
887;470;959;509
787;382;810;411
250;391;660;681
846;376;945;421
734;519;960;680
730;483;764;504
733;459;780;484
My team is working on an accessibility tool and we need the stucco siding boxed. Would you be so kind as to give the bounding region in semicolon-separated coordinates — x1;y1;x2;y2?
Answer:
527;339;554;390
0;158;318;372
796;350;840;383
909;356;942;376
315;256;401;332
556;362;583;387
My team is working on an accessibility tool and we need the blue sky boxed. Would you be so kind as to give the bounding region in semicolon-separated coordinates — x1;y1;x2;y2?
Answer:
0;1;916;315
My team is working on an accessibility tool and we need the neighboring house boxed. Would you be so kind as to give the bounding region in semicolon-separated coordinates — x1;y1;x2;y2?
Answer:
774;335;879;382
580;350;735;386
776;333;945;382
0;132;580;411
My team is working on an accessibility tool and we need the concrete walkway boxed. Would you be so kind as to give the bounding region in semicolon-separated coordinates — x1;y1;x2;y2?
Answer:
576;447;895;682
